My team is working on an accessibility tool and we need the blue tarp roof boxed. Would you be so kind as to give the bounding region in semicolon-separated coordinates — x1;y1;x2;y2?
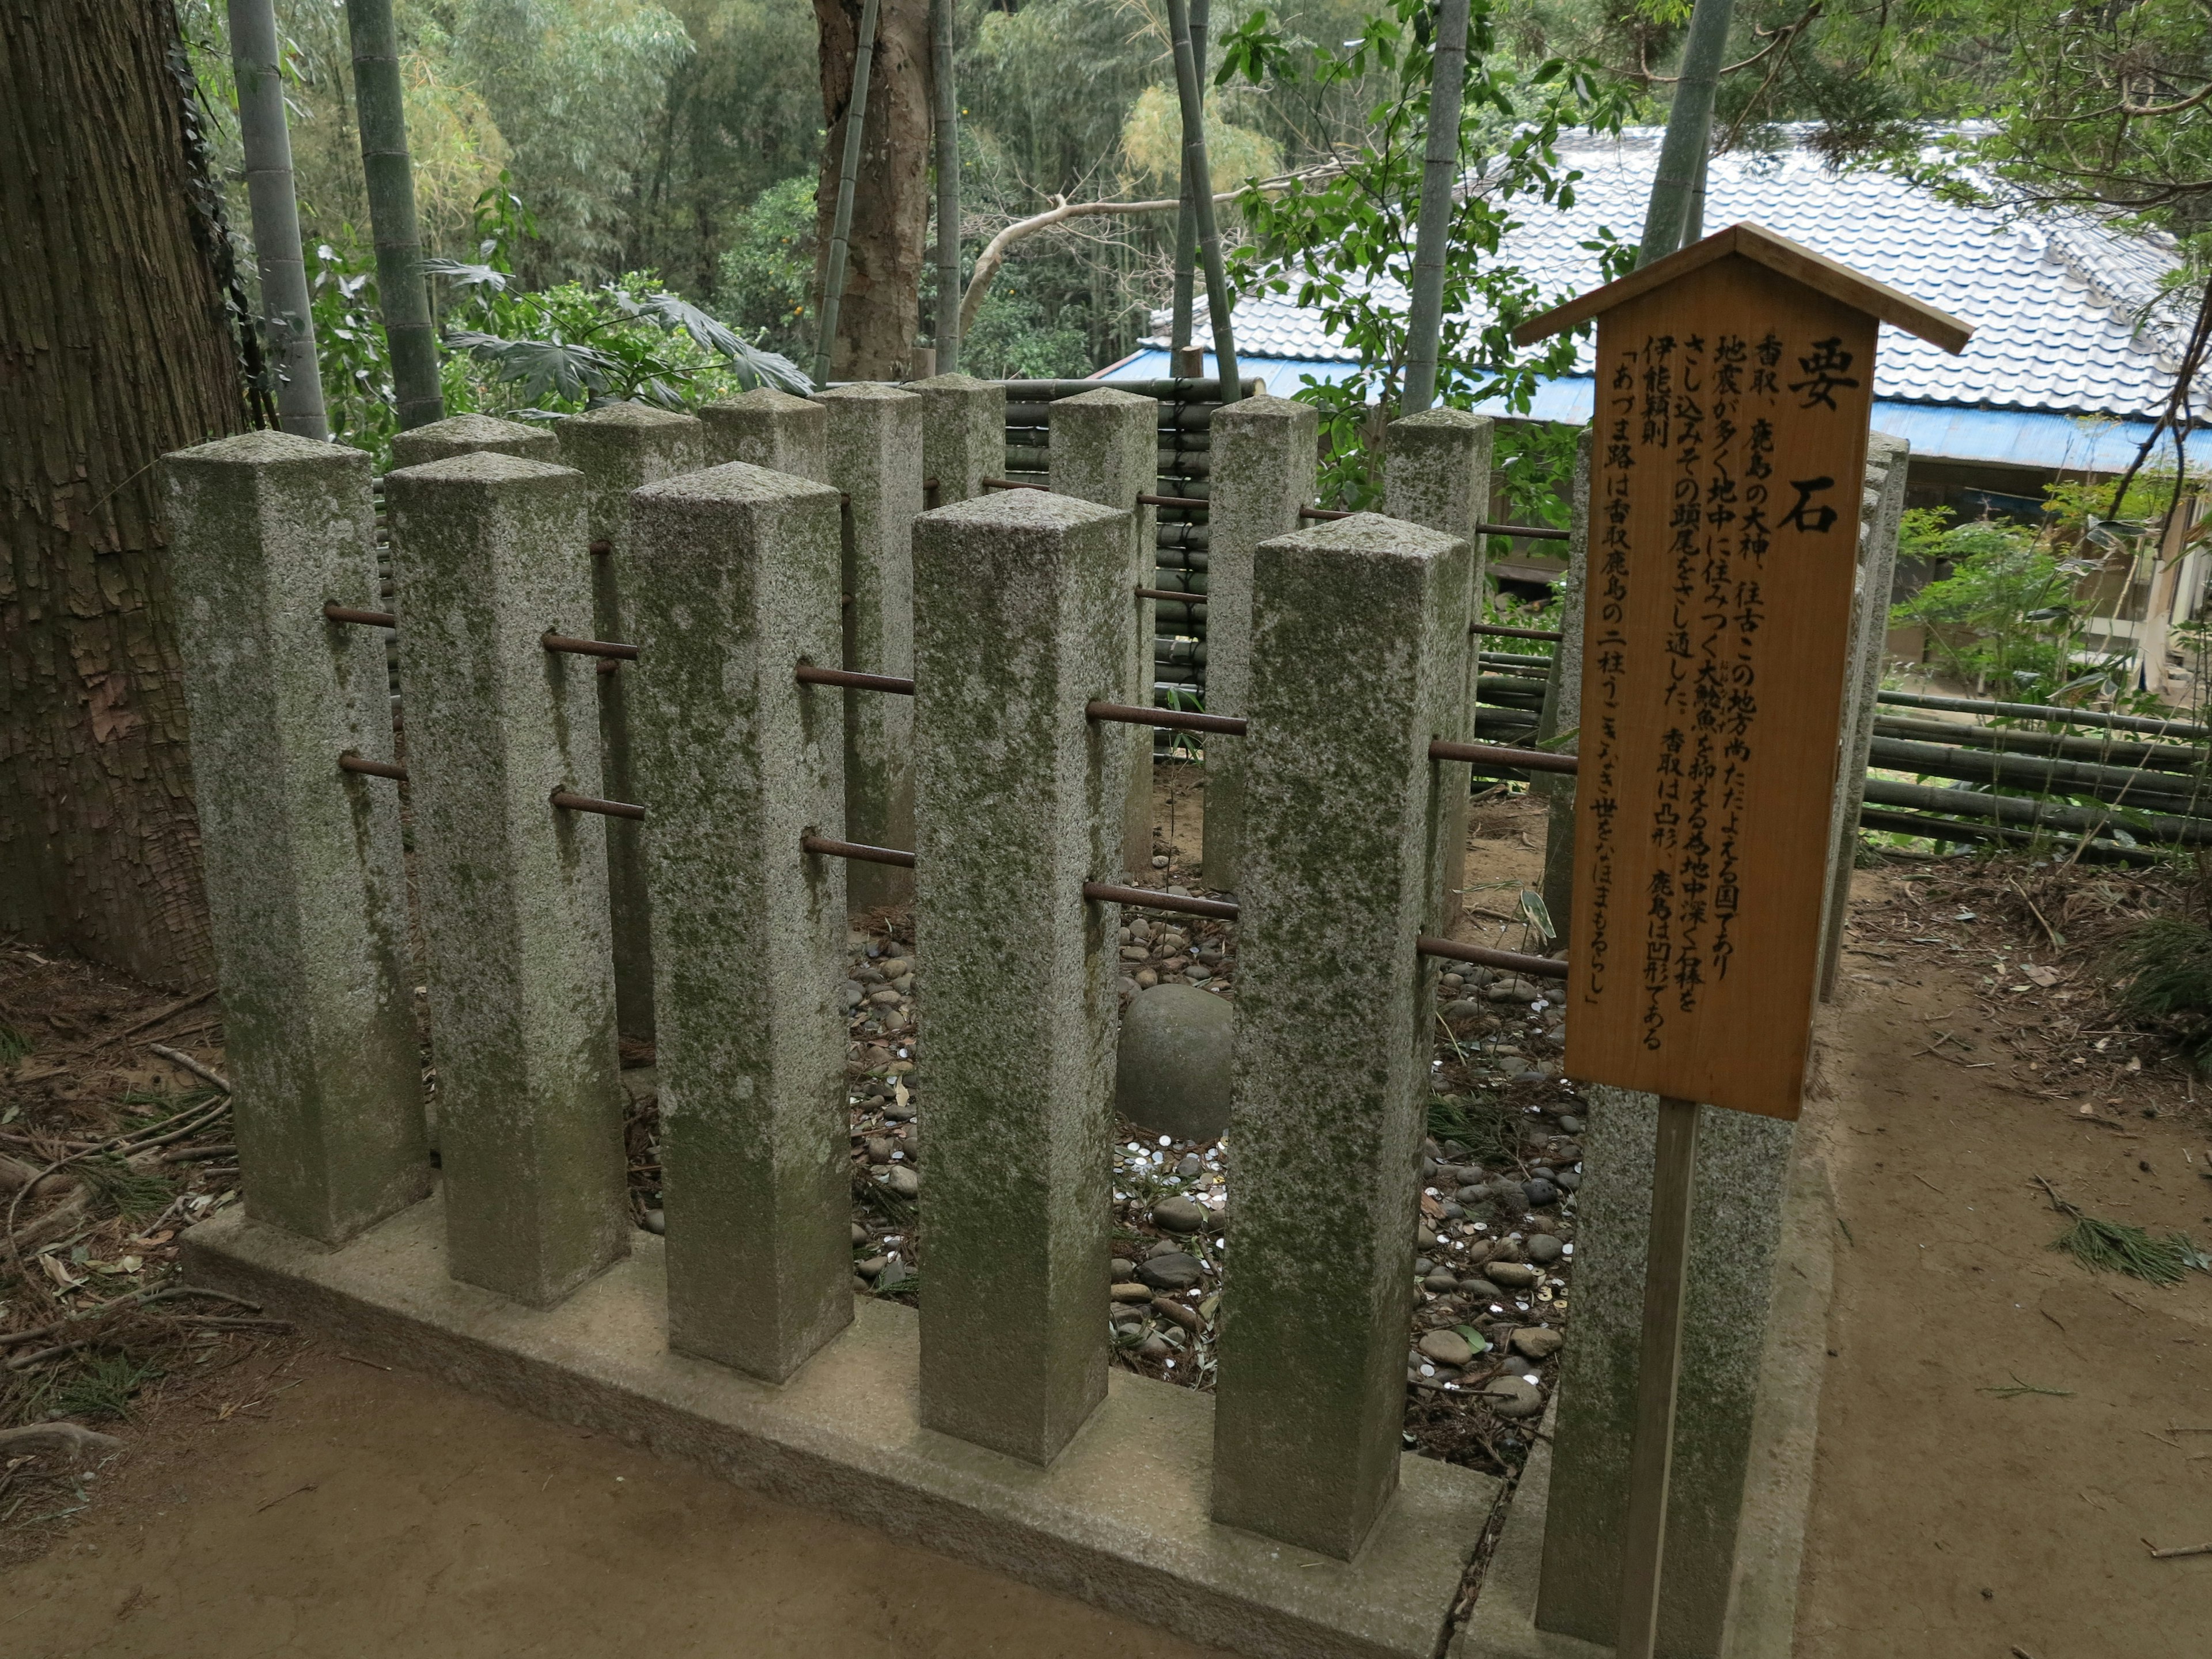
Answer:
1100;349;2185;475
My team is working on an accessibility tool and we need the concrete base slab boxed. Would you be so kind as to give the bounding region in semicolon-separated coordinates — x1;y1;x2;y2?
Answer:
184;1190;1497;1659
1453;1150;1835;1659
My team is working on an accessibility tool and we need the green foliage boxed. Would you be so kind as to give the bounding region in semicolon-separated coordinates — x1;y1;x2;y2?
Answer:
715;175;817;362
1888;511;2100;700
959;266;1096;381
0;1025;32;1066
2051;1212;2203;1286
37;1353;167;1423
1219;0;1633;505
75;1158;176;1223
2106;915;2212;1068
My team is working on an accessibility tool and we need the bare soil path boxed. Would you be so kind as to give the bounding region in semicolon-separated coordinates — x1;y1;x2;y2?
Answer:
1796;867;2212;1658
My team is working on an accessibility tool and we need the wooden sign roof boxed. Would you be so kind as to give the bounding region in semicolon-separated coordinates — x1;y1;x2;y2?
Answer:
1513;221;1975;357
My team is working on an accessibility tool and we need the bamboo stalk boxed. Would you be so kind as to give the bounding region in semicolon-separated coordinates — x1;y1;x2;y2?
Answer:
1636;0;1736;265
1165;0;1240;402
1400;0;1469;414
931;0;961;372
815;0;882;389
343;0;442;429
1168;0;1209;359
229;0;328;439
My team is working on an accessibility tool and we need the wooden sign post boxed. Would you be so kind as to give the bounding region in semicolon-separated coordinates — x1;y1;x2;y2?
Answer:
1514;224;1969;1659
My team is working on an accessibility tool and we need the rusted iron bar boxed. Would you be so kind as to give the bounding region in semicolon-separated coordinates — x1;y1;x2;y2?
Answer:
800;833;916;869
324;603;397;628
981;476;1049;493
1298;505;1352;521
542;632;640;661
1471;622;1565;642
1086;699;1245;736
1428;737;1579;776
1081;881;1240;921
589;539;612;557
795;664;916;695
339;753;407;781
551;789;646;821
1478;522;1571;541
1137;493;1208;509
1415;936;1570;979
1135;586;1203;603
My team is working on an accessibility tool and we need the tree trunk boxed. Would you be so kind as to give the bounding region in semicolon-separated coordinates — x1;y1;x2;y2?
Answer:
0;0;257;988
812;0;930;380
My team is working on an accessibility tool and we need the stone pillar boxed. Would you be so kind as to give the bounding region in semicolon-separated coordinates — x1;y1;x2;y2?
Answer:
1385;408;1494;927
626;461;852;1381
1818;433;1910;1000
1212;512;1461;1560
555;403;705;1043
699;387;828;480
911;488;1132;1465
1201;398;1317;893
1535;1089;1794;1654
388;412;556;467
912;373;1005;504
160;431;427;1244
1050;387;1159;877
1537;430;1594;931
384;452;628;1309
819;382;924;906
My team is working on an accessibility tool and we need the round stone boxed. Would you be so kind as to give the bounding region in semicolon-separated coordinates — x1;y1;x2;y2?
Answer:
1460;1278;1501;1300
1152;1196;1207;1234
1115;984;1232;1141
886;1165;919;1197
1482;1374;1544;1418
641;1208;666;1236
1556;1170;1581;1192
1526;1234;1564;1265
1487;1261;1538;1290
1422;1269;1459;1293
1109;1281;1154;1303
1138;1334;1172;1359
1419;1329;1474;1366
1523;1178;1559;1208
1134;1251;1203;1291
1511;1325;1565;1360
1558;1115;1584;1134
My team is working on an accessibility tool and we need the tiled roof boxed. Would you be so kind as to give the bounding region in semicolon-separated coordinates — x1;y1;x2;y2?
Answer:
1153;128;2204;423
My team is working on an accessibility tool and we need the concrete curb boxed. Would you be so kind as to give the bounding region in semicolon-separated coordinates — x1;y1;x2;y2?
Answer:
184;1190;1497;1659
1454;1146;1837;1658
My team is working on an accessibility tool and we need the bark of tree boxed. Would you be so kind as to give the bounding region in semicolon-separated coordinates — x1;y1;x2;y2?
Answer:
0;0;259;988
812;0;931;380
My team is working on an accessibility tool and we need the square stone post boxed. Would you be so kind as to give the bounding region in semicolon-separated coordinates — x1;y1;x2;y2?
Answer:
819;382;923;907
626;462;853;1381
161;431;427;1243
1537;429;1594;931
389;412;558;467
912;373;1006;504
1818;433;1910;1000
911;489;1132;1465
1212;512;1460;1560
699;387;828;481
385;452;629;1309
1535;1089;1794;1654
1385;408;1494;927
556;403;705;1043
1202;398;1318;893
1050;388;1159;877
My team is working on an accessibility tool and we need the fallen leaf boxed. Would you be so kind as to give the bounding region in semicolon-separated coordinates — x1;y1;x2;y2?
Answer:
2022;964;2061;987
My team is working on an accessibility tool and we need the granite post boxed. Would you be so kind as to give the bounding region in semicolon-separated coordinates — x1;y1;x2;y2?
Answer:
384;452;628;1308
1201;398;1318;893
556;403;706;1041
1818;433;1910;1000
1213;512;1460;1560
388;411;558;467
819;383;924;906
912;373;1006;504
911;489;1132;1465
1050;387;1160;876
160;431;427;1243
699;387;829;481
1385;408;1494;926
1536;430;1593;931
626;462;853;1381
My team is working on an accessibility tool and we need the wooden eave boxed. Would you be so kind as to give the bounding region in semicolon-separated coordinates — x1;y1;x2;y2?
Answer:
1510;221;1975;356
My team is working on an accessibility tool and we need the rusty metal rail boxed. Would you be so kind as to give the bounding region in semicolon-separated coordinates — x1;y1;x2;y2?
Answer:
551;789;645;821
325;604;397;628
339;753;407;781
801;834;916;869
543;632;639;661
797;665;916;695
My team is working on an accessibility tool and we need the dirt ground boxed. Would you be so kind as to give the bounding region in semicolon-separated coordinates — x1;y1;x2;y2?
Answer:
7;790;2212;1656
1796;863;2212;1659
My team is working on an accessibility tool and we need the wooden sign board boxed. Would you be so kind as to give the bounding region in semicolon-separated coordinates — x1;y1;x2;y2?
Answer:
1517;224;1971;1120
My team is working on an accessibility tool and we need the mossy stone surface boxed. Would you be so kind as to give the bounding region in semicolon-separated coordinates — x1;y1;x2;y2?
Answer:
1115;984;1232;1141
161;431;429;1244
388;412;556;468
385;451;628;1309
819;383;922;908
626;461;853;1382
1200;399;1317;893
911;488;1134;1465
911;374;1005;503
1210;512;1461;1560
699;388;828;481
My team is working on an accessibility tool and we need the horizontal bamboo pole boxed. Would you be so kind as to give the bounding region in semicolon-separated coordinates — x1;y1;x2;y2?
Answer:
1876;688;2211;741
1869;735;2212;816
